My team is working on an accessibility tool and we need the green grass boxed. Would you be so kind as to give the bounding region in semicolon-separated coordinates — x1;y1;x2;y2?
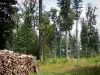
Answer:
32;56;100;75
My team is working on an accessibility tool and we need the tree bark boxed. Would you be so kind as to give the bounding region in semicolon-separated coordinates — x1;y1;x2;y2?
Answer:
76;19;79;59
69;30;72;58
59;31;62;58
65;30;68;58
39;0;43;61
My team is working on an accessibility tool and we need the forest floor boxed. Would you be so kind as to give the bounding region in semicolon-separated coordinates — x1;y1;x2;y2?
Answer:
32;57;100;75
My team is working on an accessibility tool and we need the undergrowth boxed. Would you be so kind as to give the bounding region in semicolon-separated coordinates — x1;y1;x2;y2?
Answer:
32;56;100;75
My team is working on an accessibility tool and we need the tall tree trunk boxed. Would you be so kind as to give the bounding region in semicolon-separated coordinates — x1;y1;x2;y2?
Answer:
76;19;79;59
59;31;62;58
54;21;57;58
65;30;68;58
69;30;72;58
39;0;43;61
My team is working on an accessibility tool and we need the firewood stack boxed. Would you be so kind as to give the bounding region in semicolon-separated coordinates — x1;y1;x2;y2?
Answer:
0;50;39;75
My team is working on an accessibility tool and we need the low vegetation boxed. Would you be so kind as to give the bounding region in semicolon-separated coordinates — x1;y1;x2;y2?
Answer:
32;56;100;75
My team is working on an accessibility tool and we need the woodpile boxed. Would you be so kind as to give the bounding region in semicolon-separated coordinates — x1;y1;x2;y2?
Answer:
0;50;39;75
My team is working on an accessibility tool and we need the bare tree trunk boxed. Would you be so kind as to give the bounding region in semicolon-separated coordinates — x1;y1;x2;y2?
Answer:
59;31;62;58
39;0;43;61
69;30;72;58
76;19;79;59
65;30;68;58
54;21;56;58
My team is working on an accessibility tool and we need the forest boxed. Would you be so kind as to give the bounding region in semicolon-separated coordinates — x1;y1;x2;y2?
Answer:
0;0;100;75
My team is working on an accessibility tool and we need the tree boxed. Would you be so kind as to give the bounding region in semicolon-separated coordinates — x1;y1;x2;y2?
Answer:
0;0;18;49
43;24;55;59
86;4;98;57
57;0;75;58
81;4;99;57
71;35;77;58
57;15;62;57
16;26;39;58
41;11;54;59
58;0;70;58
93;29;99;55
6;0;40;58
72;0;83;58
50;8;58;58
39;0;43;61
81;20;99;57
81;19;89;57
23;0;38;29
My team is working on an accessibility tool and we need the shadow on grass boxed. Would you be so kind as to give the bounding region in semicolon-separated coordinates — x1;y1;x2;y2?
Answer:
68;65;100;75
32;65;100;75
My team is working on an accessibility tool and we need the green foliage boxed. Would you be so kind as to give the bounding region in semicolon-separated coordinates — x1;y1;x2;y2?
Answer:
70;35;77;58
81;19;90;57
0;0;18;49
86;3;97;26
23;1;37;28
43;11;50;25
5;1;40;58
57;0;75;59
50;8;57;21
81;20;99;57
57;0;75;31
87;56;100;64
81;4;99;58
38;58;68;65
43;24;55;59
15;27;39;58
31;56;100;75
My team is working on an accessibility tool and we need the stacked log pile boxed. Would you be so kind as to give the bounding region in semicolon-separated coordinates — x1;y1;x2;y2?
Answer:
0;50;39;75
